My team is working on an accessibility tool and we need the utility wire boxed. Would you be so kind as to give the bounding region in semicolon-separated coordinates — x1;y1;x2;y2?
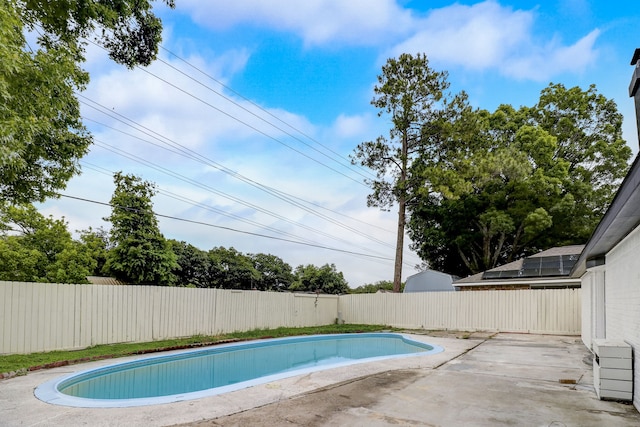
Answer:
74;37;423;268
58;194;395;261
83;39;368;187
79;162;422;269
84;37;374;185
84;143;396;258
160;45;376;178
22;27;422;272
76;40;400;246
78;98;394;246
155;49;376;181
81;160;322;246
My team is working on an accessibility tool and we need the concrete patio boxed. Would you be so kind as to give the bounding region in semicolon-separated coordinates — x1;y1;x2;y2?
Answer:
1;332;639;426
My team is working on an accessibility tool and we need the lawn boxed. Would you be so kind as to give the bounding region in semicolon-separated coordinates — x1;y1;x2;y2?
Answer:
0;324;394;375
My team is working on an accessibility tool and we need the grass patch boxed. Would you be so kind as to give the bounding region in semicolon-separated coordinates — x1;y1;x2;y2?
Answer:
0;324;394;375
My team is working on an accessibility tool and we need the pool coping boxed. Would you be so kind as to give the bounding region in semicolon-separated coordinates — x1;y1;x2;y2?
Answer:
0;334;479;426
33;333;444;408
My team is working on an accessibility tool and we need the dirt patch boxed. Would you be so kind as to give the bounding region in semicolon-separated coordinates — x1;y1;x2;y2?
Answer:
170;369;424;427
401;330;496;340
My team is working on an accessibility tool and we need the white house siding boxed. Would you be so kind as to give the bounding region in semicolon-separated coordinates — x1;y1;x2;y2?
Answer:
581;266;606;349
581;270;593;348
603;224;640;410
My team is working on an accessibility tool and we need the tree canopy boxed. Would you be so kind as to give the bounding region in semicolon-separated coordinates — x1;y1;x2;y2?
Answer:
168;239;212;288
17;0;175;68
207;247;260;290
407;83;632;277
289;263;349;295
104;172;177;285
0;200;352;289
250;253;295;291
350;280;401;294
1;0;173;204
0;203;95;283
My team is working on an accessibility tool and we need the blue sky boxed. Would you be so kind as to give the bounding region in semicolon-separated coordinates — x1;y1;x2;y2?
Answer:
40;0;640;287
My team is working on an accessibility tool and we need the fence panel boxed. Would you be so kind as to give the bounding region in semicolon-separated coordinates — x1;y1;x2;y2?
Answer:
0;282;340;354
0;282;580;355
338;288;580;335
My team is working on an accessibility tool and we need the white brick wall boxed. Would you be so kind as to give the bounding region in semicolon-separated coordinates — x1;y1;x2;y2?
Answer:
602;224;640;409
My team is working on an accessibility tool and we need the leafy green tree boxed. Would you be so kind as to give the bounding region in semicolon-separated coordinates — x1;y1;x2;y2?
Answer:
531;83;632;241
1;0;173;203
168;240;211;288
408;84;632;277
18;0;175;68
350;280;402;293
290;264;349;295
351;53;462;292
103;172;177;285
0;204;94;283
0;2;90;203
0;238;46;282
78;227;111;276
250;253;294;291
207;247;260;290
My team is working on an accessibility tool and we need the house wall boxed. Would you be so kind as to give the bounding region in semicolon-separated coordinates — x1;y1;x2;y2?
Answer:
602;224;640;410
581;266;606;349
581;271;592;348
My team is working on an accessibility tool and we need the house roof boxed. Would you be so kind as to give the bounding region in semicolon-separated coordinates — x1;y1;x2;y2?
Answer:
455;245;584;287
404;269;456;292
87;276;125;285
571;153;640;277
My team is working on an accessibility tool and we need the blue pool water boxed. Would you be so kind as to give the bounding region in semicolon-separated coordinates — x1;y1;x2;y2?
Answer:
35;333;442;407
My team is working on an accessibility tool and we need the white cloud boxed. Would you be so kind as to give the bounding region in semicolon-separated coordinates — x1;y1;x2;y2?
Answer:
331;114;372;139
392;1;532;68
81;51;304;158
175;1;601;84
502;30;600;80
389;1;599;82
177;0;414;46
47;1;610;286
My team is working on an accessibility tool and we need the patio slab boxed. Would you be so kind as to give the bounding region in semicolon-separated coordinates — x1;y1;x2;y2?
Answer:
1;333;638;426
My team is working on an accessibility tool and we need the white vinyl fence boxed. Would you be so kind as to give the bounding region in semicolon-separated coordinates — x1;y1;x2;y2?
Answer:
0;282;338;355
339;288;581;334
0;282;580;355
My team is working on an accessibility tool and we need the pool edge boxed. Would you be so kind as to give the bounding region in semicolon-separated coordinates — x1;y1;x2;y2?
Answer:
34;333;444;408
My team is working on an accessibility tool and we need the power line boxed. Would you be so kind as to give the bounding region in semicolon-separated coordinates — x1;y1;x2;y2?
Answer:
157;46;377;181
85;142;396;258
78;97;394;245
82;36;368;187
58;194;395;261
72;36;424;269
80;161;322;246
79;161;424;269
84;37;375;186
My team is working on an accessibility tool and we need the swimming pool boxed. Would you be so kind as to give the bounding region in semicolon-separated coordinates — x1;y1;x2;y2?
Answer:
35;333;443;408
